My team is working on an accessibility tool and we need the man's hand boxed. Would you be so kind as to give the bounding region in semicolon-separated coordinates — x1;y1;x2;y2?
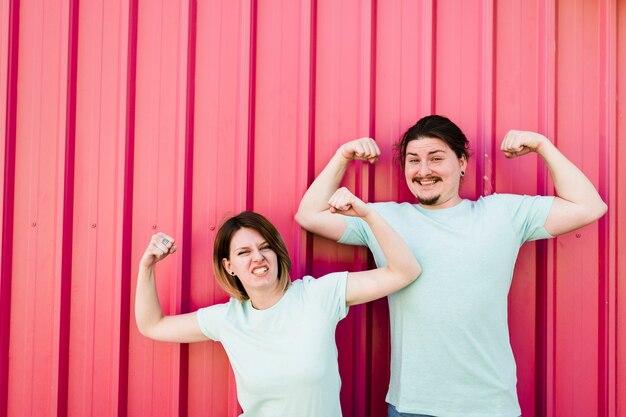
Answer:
500;130;550;158
338;137;381;164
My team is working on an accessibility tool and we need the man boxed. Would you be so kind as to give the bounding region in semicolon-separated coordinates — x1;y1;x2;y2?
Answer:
295;115;607;417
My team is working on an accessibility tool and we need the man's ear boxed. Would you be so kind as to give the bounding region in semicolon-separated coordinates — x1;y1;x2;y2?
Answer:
459;155;468;171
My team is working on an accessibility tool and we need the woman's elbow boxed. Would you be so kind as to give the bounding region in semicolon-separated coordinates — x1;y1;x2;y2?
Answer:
135;318;161;340
399;264;421;287
409;265;422;284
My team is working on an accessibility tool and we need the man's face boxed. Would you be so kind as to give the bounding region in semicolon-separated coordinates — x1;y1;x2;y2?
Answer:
404;137;466;209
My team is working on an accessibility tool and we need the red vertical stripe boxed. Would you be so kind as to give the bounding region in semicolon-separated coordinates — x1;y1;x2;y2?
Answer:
288;0;316;280
537;1;557;416
303;0;317;278
245;0;257;212
613;0;626;414
363;1;376;415
51;0;79;415
476;0;495;197
115;0;139;415
175;0;198;414
0;1;19;416
598;0;617;415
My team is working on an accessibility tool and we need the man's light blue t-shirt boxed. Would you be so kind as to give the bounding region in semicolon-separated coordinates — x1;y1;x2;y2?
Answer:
339;194;554;417
197;272;349;417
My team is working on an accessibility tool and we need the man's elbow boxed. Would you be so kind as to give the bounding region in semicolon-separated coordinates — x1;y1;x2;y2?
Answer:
590;199;608;222
294;210;306;227
295;209;346;241
136;323;151;338
578;200;608;228
294;209;315;230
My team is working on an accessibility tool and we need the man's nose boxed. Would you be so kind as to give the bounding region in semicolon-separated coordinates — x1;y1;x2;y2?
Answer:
418;161;432;176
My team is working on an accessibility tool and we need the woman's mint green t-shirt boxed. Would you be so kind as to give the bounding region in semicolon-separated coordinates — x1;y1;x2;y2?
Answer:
197;272;349;417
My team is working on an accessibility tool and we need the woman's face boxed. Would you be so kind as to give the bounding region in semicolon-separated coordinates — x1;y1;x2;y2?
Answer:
222;227;280;293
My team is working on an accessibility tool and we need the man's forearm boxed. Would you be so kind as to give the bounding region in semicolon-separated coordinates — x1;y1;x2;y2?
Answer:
296;150;350;221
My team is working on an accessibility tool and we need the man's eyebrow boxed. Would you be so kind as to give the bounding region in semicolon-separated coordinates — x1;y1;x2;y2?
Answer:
406;149;446;156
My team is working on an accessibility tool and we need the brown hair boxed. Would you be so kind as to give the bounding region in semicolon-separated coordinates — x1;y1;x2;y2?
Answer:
212;211;292;301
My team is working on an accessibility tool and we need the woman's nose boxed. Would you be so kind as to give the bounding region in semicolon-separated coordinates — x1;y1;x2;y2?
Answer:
251;248;265;261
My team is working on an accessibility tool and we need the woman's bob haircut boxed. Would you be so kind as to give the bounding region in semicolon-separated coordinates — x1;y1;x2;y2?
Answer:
212;211;292;301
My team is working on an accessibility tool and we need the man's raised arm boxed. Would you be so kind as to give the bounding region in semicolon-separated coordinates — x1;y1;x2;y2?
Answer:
500;130;607;236
295;138;380;241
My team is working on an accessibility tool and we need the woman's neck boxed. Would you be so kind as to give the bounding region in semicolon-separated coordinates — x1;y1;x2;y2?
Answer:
247;284;285;310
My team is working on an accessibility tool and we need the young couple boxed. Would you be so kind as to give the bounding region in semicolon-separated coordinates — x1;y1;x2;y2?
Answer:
135;115;606;417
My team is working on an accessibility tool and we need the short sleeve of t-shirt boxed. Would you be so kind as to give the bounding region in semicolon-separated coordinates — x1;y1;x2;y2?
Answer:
300;272;349;322
338;203;387;246
492;193;554;243
196;302;231;341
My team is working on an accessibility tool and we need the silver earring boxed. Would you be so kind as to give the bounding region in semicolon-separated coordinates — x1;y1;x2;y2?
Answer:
460;171;465;177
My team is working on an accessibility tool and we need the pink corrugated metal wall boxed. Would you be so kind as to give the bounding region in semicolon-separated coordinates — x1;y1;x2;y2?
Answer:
0;0;623;416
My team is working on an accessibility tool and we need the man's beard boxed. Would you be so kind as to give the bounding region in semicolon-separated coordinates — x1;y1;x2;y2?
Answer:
418;194;441;206
412;177;443;206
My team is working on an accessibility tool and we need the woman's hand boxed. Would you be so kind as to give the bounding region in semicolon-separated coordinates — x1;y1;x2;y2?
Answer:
139;232;177;269
327;187;371;218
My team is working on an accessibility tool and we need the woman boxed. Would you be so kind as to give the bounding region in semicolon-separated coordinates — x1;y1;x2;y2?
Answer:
135;187;421;417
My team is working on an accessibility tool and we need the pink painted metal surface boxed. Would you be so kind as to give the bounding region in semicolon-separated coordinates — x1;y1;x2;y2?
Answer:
0;0;623;416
